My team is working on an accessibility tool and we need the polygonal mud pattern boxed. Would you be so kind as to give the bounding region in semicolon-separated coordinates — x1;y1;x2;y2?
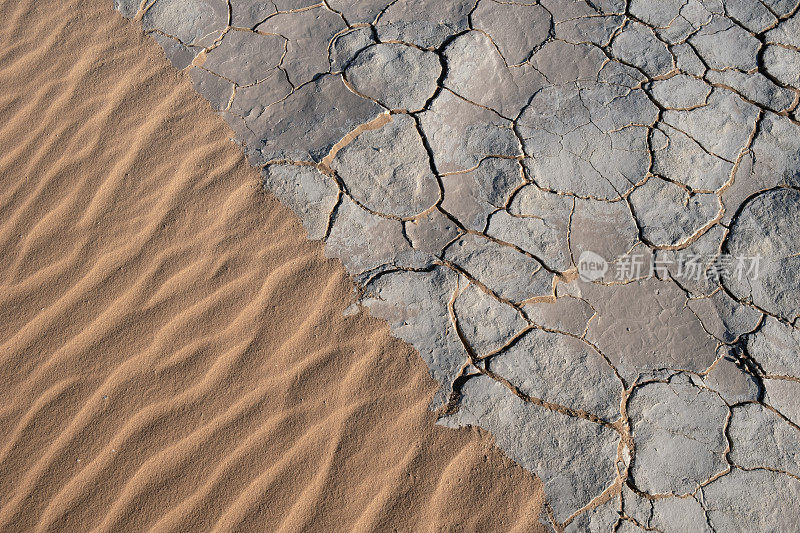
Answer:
115;1;800;530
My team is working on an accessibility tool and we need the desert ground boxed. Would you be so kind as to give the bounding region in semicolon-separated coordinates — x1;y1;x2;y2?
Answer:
3;0;800;531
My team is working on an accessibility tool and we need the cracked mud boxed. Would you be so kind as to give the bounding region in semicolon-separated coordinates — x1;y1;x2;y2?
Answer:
115;0;800;530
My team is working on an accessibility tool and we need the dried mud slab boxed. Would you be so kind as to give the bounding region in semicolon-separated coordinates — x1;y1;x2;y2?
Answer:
114;0;800;529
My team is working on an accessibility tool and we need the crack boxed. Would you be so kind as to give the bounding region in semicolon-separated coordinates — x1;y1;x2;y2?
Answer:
115;2;800;528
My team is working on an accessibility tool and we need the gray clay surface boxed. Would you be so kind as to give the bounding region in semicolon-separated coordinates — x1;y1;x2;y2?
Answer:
116;1;800;530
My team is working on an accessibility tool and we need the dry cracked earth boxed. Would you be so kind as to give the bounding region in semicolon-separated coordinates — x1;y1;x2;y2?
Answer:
113;0;800;530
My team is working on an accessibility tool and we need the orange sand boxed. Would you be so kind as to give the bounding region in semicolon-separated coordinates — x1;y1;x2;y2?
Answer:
0;0;544;531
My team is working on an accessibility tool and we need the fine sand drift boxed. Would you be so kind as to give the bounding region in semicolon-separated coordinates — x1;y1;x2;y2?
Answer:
0;1;545;530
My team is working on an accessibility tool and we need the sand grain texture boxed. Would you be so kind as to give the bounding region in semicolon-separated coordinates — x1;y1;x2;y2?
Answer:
0;1;544;531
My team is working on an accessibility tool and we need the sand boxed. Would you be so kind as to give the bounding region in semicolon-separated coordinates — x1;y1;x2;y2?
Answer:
0;1;544;531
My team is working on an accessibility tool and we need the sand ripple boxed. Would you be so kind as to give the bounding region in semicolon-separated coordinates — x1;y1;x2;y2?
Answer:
0;1;543;531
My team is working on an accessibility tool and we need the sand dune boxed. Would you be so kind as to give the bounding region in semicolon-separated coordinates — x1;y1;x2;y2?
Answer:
0;0;544;530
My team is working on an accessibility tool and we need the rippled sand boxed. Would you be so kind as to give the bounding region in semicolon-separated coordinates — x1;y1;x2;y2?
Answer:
0;0;544;530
